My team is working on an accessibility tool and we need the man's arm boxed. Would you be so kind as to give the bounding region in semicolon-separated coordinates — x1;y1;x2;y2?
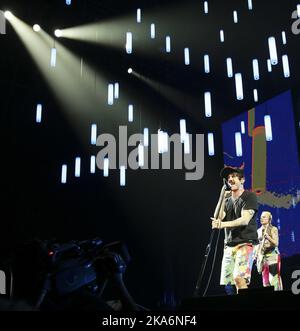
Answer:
211;209;255;229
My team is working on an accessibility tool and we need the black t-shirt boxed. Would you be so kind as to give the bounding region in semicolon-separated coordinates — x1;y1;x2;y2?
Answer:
224;190;258;246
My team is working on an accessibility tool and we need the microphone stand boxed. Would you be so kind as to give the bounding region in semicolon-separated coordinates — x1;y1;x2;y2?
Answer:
193;181;229;297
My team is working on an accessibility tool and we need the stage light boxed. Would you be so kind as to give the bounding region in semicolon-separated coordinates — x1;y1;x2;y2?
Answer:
126;32;132;54
138;143;144;167
128;68;133;74
50;47;57;67
61;165;67;184
158;129;163;154
226;58;233;78
207;133;215;156
150;23;155;39
36;104;42;123
4;11;13;20
268;37;278;65
233;11;238;23
54;29;62;37
91;124;97;145
184;48;190;65
103;158;109;177
204;91;212;117
264;115;273;141
235;132;243;157
267;59;272;72
204;1;208;14
114;82;119;99
75;157;81;177
120;166;126;186
180;119;187;143
166;36;171;53
143;128;149;147
241;121;245;134
184;133;190;154
220;29;224;43
33;24;40;32
204;54;210;73
282;31;287;45
107;84;114;105
235;73;244;100
66;0;72;5
90;156;96;174
252;59;260;80
248;0;253;10
253;89;258;102
128;104;133;122
137;8;141;23
282;55;290;78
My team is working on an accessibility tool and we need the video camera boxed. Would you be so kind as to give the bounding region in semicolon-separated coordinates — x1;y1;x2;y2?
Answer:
11;238;138;311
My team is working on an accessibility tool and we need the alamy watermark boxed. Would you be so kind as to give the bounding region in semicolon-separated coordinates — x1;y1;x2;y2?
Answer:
291;270;300;295
95;126;204;181
291;10;300;35
0;10;6;35
0;269;6;295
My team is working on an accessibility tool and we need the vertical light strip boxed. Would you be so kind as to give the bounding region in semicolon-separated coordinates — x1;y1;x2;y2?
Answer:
114;83;119;99
207;133;215;156
220;30;225;43
120;166;126;186
297;4;300;18
233;11;238;23
282;31;287;45
126;32;132;54
184;48;190;65
268;37;278;65
108;84;114;105
248;0;253;10
184;133;190;154
264;115;273;141
282;55;290;78
252;59;260;80
158;129;163;154
137;8;141;23
36;104;42;123
103;158;109;177
75;157;81;177
143;128;149;147
267;59;272;72
204;54;210;73
91;124;97;145
204;92;212;117
90;156;96;174
180;119;187;143
235;132;243;157
166;36;171;53
204;1;208;14
138;143;144;167
241;121;245;134
50;48;57;67
61;165;67;184
253;89;258;102
150;23;155;39
226;57;233;78
128;104;133;122
235;73;244;100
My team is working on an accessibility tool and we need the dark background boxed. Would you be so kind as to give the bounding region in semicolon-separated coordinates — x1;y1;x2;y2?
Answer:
0;0;300;308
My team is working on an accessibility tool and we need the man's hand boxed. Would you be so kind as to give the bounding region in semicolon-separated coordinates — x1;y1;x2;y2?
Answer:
211;218;224;229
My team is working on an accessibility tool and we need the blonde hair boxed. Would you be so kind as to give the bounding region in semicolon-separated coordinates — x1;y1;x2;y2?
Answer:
261;211;272;223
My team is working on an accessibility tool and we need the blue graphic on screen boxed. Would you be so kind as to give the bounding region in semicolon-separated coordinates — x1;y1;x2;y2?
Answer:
222;90;300;257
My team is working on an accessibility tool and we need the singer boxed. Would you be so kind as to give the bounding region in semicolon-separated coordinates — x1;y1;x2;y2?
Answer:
211;165;258;294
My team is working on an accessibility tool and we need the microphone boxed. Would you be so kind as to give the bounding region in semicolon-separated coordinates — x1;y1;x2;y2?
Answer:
223;178;231;191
